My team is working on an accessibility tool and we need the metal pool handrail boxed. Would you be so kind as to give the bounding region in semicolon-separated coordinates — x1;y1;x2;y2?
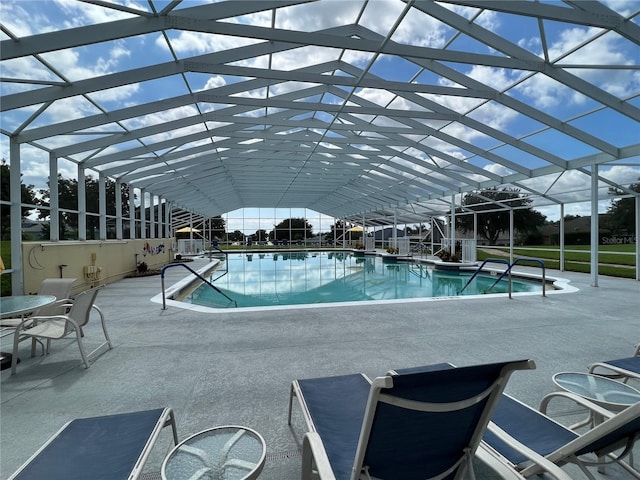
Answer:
492;258;546;299
459;257;546;298
161;263;237;309
458;258;510;295
207;246;230;282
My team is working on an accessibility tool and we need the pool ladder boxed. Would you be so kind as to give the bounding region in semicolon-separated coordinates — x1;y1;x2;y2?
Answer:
161;262;237;309
458;257;546;298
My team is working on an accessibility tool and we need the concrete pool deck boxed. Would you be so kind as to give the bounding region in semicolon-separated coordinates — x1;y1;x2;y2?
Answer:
1;255;639;479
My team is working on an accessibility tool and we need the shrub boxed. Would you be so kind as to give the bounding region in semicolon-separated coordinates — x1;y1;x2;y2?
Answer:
437;249;460;263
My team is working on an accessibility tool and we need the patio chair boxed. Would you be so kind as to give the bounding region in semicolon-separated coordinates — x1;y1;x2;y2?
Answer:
483;392;640;480
288;359;536;480
8;407;178;480
10;285;113;374
588;343;640;382
0;277;77;329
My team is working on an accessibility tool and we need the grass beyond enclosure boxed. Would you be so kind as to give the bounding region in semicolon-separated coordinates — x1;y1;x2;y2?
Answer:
0;240;11;296
477;244;637;279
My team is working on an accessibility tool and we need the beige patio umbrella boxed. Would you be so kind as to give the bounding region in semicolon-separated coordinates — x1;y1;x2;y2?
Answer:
175;227;201;233
346;225;363;244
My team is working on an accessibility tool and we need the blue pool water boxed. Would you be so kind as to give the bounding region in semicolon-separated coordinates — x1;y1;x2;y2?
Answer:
184;252;542;309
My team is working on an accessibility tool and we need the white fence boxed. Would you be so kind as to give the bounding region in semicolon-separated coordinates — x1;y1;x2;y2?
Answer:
365;236;375;251
441;238;477;263
178;239;205;255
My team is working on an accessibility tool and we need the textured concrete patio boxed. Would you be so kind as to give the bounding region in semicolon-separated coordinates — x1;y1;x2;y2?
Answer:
1;255;639;479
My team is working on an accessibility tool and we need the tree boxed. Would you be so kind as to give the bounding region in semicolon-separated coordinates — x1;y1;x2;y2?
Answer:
456;188;546;244
38;174;129;239
228;230;244;242
325;219;345;240
606;180;639;235
406;224;427;235
269;217;313;241
0;160;40;240
254;229;268;242
209;215;226;238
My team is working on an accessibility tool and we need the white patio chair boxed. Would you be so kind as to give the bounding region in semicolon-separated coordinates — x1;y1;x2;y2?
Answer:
0;277;77;329
10;285;113;374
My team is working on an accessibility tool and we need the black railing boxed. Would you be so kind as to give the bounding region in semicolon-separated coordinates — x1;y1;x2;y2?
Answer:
160;262;237;309
458;258;546;298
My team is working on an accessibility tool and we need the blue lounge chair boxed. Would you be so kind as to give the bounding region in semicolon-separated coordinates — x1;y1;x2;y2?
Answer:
484;393;640;479
288;359;536;480
588;343;640;382
8;408;178;480
393;363;640;479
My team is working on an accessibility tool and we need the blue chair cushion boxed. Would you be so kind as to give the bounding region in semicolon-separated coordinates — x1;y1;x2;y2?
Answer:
365;361;520;480
14;408;167;480
606;356;640;375
297;374;370;480
484;396;578;465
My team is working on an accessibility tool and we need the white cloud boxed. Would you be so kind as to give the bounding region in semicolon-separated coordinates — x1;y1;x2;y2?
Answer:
513;165;640;219
90;83;140;104
601;0;640;16
202;75;226;91
156;30;258;56
53;0;138;27
484;163;513;177
515;26;639;108
43;97;102;125
275;1;363;31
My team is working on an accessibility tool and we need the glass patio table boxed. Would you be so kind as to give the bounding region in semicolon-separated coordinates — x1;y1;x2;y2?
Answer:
0;295;57;318
0;295;56;370
553;371;640;412
162;425;266;480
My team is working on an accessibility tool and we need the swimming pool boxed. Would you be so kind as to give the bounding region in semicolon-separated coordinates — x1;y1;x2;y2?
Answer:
181;252;544;309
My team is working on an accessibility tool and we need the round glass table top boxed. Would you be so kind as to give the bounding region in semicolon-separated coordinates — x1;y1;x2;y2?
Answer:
553;372;640;409
162;425;266;480
0;295;56;318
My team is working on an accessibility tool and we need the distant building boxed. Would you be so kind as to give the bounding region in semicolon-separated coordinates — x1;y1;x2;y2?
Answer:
538;215;635;245
373;228;406;241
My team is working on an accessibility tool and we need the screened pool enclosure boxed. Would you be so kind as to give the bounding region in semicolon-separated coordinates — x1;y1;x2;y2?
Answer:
1;0;639;293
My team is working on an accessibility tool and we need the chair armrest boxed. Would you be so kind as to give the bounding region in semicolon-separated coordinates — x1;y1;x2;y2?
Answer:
29;314;70;323
539;391;615;421
483;423;574;480
35;298;74;316
302;432;336;480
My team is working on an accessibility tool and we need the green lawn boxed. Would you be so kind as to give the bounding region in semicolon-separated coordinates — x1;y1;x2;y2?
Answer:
1;240;12;296
477;244;636;279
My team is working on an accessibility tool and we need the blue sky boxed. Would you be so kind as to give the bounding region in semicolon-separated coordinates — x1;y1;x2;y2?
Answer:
1;0;639;225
